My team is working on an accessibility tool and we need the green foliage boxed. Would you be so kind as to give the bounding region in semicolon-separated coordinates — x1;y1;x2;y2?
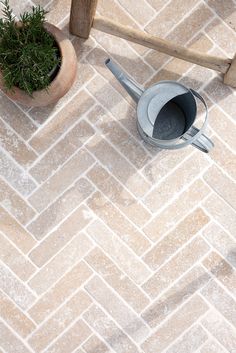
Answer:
0;0;61;95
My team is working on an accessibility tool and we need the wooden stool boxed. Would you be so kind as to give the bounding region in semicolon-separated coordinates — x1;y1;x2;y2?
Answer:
69;0;236;88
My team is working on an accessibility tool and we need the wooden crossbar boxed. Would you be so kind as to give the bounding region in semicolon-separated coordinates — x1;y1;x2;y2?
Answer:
69;0;236;87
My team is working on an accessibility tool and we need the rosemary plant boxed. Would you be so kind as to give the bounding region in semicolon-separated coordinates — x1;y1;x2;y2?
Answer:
0;0;61;95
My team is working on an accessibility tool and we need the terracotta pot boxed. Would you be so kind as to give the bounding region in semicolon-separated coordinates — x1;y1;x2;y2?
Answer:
0;22;77;107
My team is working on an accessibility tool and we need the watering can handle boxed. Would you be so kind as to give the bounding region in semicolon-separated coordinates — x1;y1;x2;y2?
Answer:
153;89;213;153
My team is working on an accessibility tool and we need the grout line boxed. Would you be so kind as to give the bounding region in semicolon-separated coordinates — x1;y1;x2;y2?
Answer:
140;160;212;231
26;231;95;289
0;259;38;302
25;104;97;173
24;191;96;256
26;71;97;143
0;289;38;327
140;222;212;289
83;261;151;329
82;290;144;350
198;291;236;333
0;318;35;353
26;271;95;336
203;0;236;36
83;230;152;304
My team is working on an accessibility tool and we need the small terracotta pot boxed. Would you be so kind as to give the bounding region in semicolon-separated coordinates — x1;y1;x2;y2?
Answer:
0;22;77;107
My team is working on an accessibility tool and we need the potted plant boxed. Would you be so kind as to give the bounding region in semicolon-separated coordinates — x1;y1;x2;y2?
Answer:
0;0;77;107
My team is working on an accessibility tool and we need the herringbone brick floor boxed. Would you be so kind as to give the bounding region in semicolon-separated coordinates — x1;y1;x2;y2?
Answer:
0;0;236;352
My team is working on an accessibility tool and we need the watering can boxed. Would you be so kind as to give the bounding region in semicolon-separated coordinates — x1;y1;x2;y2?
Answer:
105;58;214;153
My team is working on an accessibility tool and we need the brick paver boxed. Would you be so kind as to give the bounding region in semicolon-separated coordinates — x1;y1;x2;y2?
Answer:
0;0;235;352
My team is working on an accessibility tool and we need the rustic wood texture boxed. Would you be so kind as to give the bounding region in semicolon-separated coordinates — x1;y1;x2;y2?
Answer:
70;0;98;38
224;55;236;88
93;15;232;74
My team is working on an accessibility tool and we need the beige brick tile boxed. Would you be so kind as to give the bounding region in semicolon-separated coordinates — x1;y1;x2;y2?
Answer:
0;119;37;167
144;208;209;269
203;251;236;296
209;107;236;150
28;62;95;125
145;32;213;73
0;234;36;281
28;261;92;323
29;120;95;183
87;220;151;284
87;192;151;257
45;319;91;353
142;266;210;327
200;339;227;353
44;0;71;25
203;165;236;210
203;193;236;237
86;135;150;198
143;236;210;298
179;65;214;90
0;177;35;225
72;35;96;61
29;90;95;153
142;147;191;183
209;137;236;180
28;232;93;295
206;0;236;31
146;0;199;37
27;178;94;240
144;153;209;212
28;149;95;212
206;18;236;56
83;335;110;353
201;280;236;326
29;205;93;267
0;290;36;337
0;264;36;310
0;322;31;353
86;248;150;313
204;77;236;119
141;295;209;353
202;222;236;268
28;290;92;352
0;93;37;140
0;206;36;254
165;324;208;353
144;51;170;72
145;0;167;9
117;0;155;26
91;106;151;170
167;4;213;45
0;150;37;197
96;0;149;55
85;276;150;343
86;76;140;141
92;19;153;76
143;180;210;241
87;165;151;227
83;304;138;353
201;310;236;353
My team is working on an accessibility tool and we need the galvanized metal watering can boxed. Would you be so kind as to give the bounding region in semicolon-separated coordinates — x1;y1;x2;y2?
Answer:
105;58;214;153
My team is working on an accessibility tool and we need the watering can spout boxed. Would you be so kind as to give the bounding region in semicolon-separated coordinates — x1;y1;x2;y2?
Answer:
105;58;144;103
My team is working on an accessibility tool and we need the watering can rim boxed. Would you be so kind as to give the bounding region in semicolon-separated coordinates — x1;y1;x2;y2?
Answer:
137;80;198;143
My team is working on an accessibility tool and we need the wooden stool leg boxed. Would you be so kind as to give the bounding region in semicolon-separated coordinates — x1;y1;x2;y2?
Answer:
69;0;98;38
224;55;236;88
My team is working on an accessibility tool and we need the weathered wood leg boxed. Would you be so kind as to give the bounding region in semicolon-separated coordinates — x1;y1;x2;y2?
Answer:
69;0;98;38
224;55;236;88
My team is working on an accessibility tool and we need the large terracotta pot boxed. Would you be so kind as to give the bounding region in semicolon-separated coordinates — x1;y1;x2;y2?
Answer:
0;23;77;107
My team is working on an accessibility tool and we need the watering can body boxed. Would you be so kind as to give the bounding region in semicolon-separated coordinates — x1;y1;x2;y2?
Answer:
105;58;214;153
